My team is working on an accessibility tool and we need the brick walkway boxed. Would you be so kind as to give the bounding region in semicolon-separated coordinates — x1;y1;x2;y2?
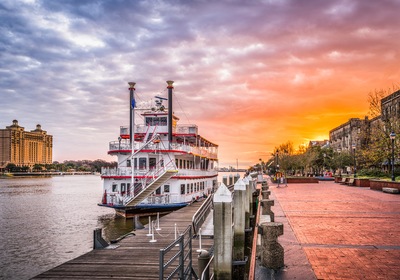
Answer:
272;181;400;280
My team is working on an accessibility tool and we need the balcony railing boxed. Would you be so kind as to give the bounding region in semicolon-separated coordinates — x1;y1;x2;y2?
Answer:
108;141;218;159
120;124;198;135
101;167;218;177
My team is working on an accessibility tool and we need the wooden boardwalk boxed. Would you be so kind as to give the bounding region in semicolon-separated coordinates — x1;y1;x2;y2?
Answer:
33;200;214;279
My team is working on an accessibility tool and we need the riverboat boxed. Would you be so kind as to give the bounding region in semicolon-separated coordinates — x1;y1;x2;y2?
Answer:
99;81;218;217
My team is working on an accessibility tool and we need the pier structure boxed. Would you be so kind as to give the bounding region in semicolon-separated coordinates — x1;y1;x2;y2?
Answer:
33;200;214;279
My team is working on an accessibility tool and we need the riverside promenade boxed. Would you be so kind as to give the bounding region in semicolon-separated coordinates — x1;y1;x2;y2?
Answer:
264;179;400;280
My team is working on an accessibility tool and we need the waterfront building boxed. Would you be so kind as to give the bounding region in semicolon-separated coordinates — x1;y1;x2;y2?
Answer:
329;117;370;152
329;89;400;153
0;120;53;169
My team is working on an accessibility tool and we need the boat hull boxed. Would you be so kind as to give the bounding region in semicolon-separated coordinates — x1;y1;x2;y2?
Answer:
98;202;188;218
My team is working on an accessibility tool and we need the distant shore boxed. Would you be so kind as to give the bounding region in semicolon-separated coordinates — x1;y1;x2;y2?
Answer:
1;171;97;178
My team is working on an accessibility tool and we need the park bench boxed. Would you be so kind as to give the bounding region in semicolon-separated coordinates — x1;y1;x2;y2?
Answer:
339;177;347;184
346;178;355;186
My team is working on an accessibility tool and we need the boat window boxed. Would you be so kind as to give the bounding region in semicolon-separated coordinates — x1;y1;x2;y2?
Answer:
197;182;200;192
164;185;170;193
134;158;138;168
127;183;131;195
160;117;167;126
139;158;146;169
180;184;185;195
121;183;126;193
155;187;161;195
191;183;193;193
112;184;118;192
187;184;190;194
127;160;131;167
149;158;156;169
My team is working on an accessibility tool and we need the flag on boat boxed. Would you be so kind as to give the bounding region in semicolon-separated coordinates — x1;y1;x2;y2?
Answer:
131;93;136;108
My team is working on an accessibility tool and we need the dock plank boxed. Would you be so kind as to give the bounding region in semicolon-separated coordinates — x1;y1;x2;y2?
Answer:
33;200;213;279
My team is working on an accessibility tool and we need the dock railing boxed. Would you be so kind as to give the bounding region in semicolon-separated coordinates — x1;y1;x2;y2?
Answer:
159;225;197;280
192;194;214;236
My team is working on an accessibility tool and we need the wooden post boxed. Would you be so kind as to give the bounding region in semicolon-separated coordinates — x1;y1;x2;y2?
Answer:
213;183;233;280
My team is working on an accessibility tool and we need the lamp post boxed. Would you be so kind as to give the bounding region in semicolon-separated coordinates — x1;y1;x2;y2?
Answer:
390;132;396;181
352;143;357;178
337;148;342;176
276;150;279;171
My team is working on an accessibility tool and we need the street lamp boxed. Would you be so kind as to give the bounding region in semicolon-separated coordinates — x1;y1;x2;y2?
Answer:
390;132;396;181
276;150;279;171
352;143;357;178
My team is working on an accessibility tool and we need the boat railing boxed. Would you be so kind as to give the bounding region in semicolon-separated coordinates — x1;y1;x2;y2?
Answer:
102;167;218;178
175;170;218;177
108;141;218;159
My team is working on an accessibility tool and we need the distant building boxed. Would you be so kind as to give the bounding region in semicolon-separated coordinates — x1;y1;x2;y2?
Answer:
0;120;53;169
381;89;400;121
329;117;369;152
329;89;400;152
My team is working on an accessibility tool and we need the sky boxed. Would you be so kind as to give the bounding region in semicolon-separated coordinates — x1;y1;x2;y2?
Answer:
1;0;399;169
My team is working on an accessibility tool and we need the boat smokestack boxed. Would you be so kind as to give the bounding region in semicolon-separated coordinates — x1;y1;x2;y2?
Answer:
128;82;136;146
167;81;174;148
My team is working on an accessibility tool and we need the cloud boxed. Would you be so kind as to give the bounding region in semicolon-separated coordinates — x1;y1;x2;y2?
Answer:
0;0;400;167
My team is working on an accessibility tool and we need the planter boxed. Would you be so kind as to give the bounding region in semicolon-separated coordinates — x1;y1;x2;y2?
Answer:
286;177;319;184
369;180;400;191
355;178;370;188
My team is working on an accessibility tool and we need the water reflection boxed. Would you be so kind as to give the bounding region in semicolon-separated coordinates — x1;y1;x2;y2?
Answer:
0;176;123;280
0;172;245;280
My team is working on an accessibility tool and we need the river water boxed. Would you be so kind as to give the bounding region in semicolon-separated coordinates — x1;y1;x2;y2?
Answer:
0;175;137;280
0;172;244;280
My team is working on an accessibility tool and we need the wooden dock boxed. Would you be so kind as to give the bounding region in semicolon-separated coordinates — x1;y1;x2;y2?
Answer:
33;200;213;279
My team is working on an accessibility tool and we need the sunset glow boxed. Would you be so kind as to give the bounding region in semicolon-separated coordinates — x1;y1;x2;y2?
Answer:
1;0;399;168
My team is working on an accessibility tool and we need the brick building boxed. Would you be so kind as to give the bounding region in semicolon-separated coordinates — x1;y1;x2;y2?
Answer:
329;89;400;153
0;120;53;169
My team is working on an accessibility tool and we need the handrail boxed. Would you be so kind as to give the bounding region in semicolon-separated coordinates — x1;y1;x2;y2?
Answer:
248;188;262;280
192;193;214;236
159;225;193;280
124;158;176;205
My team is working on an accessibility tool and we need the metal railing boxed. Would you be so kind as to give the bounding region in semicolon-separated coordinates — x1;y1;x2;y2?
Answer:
159;225;196;280
108;140;218;159
192;194;214;236
123;158;176;205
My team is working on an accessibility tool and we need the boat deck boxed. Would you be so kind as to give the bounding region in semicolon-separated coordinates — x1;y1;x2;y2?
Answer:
33;200;213;279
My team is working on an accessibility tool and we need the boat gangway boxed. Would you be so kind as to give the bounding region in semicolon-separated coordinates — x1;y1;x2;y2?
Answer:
32;199;214;279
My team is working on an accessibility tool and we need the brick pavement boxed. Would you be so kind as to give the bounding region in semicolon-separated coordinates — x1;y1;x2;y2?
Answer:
271;180;400;280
